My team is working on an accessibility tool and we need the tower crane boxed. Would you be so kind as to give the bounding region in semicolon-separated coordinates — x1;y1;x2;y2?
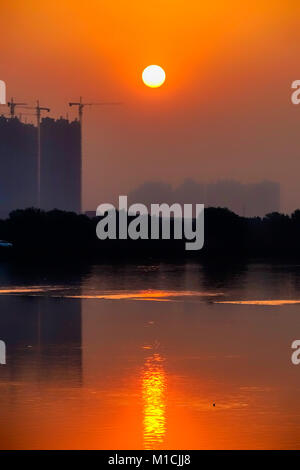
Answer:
7;97;28;118
69;97;122;212
36;100;50;208
23;100;50;207
69;96;121;125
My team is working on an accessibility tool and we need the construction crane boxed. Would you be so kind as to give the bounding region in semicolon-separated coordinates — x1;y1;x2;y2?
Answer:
36;101;50;208
7;97;28;118
69;96;121;126
23;100;50;207
69;97;122;212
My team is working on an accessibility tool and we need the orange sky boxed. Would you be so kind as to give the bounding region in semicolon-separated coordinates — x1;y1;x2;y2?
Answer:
1;1;300;211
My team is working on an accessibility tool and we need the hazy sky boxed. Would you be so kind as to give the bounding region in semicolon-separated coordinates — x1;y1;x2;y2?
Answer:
1;1;300;212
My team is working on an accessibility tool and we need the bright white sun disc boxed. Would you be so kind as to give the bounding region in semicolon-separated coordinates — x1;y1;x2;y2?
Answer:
142;65;166;88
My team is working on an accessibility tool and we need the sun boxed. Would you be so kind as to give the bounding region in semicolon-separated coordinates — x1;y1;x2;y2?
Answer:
142;65;166;88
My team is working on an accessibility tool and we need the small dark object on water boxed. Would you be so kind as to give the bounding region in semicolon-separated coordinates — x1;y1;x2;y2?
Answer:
213;403;215;407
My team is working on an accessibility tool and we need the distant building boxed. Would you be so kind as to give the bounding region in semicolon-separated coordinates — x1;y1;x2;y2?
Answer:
129;179;280;218
0;116;37;218
41;117;81;213
0;115;81;218
243;181;280;217
204;180;280;217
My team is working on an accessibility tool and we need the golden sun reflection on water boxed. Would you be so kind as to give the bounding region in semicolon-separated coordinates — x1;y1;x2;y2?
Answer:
142;353;167;450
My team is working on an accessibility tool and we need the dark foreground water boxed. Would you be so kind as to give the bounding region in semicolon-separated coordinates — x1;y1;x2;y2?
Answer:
1;262;300;449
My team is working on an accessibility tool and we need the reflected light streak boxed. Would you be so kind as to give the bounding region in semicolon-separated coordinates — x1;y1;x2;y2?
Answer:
65;290;223;301
142;353;166;450
0;287;63;294
215;300;300;306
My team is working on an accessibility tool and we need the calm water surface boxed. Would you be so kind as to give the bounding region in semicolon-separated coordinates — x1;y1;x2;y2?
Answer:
1;262;300;449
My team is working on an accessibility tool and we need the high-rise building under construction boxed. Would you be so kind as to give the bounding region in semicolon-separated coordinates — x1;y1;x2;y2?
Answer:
0;116;37;218
0;115;81;218
40;117;81;213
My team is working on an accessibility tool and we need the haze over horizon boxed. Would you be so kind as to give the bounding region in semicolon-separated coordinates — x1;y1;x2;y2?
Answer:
1;1;300;213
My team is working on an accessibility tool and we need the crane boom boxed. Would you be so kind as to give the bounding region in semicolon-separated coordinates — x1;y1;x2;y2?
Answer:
6;98;28;118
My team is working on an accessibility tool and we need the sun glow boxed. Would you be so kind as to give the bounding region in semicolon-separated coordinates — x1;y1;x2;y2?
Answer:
142;65;166;88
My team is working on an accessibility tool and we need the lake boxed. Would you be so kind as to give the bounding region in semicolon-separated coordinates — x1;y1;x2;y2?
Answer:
0;262;300;449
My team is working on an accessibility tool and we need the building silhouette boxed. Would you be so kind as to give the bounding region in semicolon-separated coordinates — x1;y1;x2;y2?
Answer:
40;117;81;212
129;179;280;217
0;116;37;218
0;115;81;218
